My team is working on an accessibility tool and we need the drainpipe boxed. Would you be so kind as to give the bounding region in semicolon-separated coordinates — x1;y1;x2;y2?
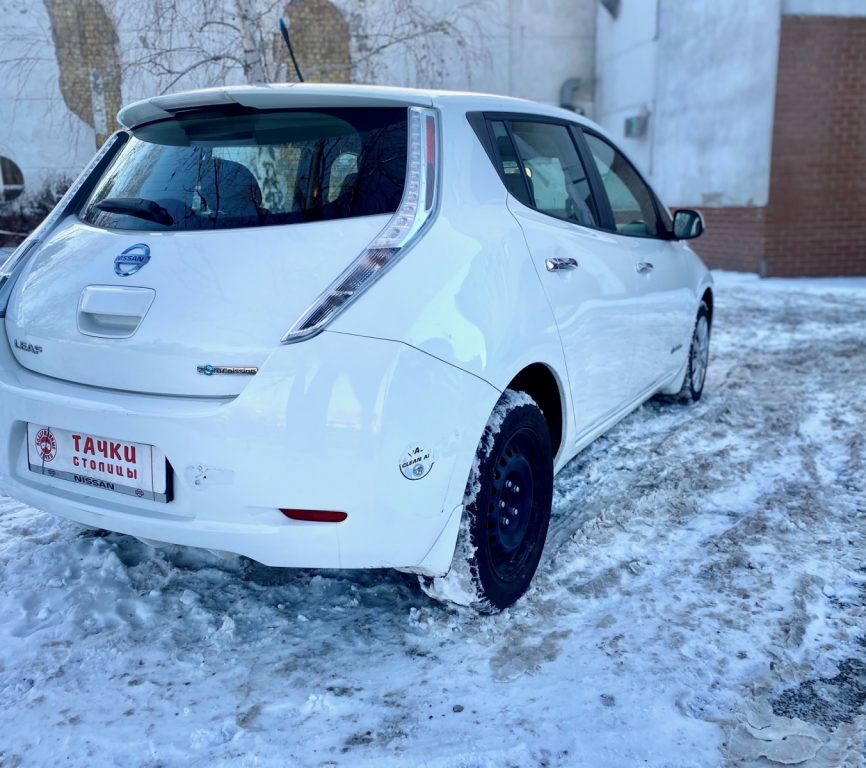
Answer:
559;77;583;111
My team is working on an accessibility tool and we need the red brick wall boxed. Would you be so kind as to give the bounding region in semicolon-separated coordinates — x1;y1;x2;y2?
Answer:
763;15;866;277
693;207;766;274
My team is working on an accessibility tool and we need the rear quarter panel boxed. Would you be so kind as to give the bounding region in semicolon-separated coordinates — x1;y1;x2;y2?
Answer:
330;101;574;463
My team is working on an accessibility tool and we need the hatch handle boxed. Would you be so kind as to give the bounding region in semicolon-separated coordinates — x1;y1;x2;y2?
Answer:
77;285;155;339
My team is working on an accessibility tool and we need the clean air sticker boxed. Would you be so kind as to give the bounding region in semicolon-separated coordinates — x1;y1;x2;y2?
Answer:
400;443;435;480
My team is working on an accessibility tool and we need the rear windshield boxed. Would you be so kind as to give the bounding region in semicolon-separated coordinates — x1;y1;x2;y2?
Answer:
80;108;408;231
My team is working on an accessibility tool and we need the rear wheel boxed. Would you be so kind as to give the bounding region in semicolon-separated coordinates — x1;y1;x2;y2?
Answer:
678;302;711;402
423;390;553;612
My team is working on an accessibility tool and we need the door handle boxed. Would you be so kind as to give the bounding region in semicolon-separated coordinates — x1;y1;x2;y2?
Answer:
546;257;579;272
635;261;655;274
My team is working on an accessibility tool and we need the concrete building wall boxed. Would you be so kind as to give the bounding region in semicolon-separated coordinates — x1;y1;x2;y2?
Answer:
594;0;781;206
594;0;658;172
652;1;781;208
597;0;866;276
696;8;866;276
0;2;99;203
338;0;595;112
783;0;866;16
497;0;596;115
0;0;596;218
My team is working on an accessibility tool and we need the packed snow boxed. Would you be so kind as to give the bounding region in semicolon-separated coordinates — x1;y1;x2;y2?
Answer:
1;270;865;767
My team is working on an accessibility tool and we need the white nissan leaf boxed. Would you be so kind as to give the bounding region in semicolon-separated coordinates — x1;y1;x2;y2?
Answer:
0;85;712;611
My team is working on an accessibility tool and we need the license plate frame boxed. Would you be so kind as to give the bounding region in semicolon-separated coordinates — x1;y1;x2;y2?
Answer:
27;424;172;503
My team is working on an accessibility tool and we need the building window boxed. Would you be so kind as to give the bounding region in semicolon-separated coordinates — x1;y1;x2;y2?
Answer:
0;157;24;203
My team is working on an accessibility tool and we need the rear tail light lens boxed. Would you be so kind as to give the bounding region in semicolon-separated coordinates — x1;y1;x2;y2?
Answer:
0;131;129;318
280;508;348;523
281;106;440;344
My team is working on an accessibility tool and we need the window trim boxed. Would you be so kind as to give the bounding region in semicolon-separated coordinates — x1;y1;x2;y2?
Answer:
499;121;537;208
466;112;535;207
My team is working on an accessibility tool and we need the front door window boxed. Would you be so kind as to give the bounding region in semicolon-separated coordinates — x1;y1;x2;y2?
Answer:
583;133;661;238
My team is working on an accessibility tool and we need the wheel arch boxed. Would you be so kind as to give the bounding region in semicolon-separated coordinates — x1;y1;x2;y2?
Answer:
504;363;566;460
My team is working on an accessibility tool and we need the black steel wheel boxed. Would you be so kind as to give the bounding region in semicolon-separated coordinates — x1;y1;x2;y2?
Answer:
461;391;553;611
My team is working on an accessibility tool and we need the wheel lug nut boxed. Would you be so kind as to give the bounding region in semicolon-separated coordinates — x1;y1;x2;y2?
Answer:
514;485;520;494
506;481;513;489
501;517;510;526
510;507;518;516
499;500;506;509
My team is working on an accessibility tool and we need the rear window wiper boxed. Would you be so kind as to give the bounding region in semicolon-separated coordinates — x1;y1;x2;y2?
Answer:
95;197;174;227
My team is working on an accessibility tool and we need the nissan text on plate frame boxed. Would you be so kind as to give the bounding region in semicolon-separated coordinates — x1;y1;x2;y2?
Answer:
0;84;712;611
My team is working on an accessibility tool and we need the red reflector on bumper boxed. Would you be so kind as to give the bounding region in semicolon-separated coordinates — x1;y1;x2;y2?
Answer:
280;509;348;523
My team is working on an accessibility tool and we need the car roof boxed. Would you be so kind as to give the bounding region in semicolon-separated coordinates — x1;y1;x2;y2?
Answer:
117;82;592;131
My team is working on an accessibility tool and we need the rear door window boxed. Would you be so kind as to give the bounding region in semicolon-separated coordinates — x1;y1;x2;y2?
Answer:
80;108;408;231
505;121;599;227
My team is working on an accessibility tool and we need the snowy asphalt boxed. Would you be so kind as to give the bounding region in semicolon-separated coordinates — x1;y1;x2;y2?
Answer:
1;271;865;767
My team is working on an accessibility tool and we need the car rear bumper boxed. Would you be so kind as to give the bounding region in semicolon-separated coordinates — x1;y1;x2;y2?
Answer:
0;329;497;574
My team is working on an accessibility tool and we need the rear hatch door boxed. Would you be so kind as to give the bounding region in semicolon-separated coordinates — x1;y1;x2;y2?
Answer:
4;106;408;396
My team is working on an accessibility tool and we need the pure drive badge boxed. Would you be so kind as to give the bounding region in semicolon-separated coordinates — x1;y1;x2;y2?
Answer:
197;364;259;376
400;443;435;480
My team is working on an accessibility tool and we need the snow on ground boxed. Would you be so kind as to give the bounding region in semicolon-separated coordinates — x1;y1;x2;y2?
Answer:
1;270;865;767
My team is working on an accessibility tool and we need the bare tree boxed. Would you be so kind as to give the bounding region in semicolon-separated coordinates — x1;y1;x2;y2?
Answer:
347;0;489;88
120;0;276;96
234;0;269;82
0;0;490;100
122;0;488;94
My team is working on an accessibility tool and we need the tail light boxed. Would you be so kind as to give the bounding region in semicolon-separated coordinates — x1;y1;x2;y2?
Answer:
0;131;129;318
281;107;440;344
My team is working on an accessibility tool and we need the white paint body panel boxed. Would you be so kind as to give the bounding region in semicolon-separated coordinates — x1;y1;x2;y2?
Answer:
507;200;641;434
0;328;497;571
0;86;711;574
6;214;389;396
622;235;694;391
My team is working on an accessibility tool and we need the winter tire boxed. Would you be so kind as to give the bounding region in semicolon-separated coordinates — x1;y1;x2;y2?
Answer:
679;301;711;402
423;390;553;612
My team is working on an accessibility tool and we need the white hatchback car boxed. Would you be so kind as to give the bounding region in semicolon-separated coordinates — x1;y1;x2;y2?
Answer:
0;84;711;610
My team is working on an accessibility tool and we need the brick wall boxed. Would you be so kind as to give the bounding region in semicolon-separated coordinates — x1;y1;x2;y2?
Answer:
763;14;866;277
286;0;351;83
694;15;866;276
45;0;121;148
694;207;766;274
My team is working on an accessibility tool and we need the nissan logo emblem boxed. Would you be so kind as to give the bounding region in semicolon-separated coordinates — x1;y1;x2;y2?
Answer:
114;244;151;277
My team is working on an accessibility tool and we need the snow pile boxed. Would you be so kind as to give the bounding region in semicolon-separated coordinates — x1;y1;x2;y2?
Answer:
1;270;865;767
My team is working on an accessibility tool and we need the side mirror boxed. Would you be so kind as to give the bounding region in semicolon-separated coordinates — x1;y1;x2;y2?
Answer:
672;208;704;240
